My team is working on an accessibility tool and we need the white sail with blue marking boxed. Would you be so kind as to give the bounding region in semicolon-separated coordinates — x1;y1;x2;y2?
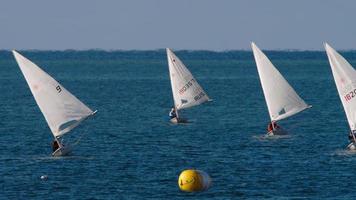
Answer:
13;50;96;137
252;42;311;122
167;48;211;110
325;43;356;130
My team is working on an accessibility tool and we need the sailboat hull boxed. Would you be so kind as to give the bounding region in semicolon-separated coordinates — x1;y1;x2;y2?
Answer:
267;127;288;136
52;146;72;157
347;143;356;151
170;117;189;124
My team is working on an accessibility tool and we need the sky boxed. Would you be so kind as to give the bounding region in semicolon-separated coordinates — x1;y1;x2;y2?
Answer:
1;0;356;50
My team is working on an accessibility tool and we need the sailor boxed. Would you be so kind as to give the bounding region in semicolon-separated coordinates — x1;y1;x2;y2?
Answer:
52;140;60;152
267;121;279;132
169;107;177;119
267;122;273;132
348;131;356;143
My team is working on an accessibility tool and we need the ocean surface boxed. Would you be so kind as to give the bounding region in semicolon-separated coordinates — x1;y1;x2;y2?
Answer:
1;50;356;199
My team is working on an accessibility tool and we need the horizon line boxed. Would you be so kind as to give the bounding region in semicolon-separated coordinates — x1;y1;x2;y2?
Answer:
3;48;356;52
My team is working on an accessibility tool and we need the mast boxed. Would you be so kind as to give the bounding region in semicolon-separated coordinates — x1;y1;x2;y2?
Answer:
55;137;63;148
172;96;180;120
175;105;180;120
352;131;356;143
271;120;275;130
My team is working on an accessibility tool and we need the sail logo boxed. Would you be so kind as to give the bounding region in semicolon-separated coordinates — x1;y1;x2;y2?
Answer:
179;79;196;95
278;108;286;115
180;177;196;186
340;78;346;86
181;99;188;104
32;84;39;90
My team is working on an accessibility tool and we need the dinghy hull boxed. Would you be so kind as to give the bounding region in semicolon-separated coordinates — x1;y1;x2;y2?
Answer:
170;117;189;124
52;146;72;157
347;143;356;151
267;127;288;136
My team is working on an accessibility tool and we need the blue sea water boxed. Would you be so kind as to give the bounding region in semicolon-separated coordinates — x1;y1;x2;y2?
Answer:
1;50;356;199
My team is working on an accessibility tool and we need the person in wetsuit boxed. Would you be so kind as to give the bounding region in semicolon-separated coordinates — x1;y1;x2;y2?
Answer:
169;107;177;119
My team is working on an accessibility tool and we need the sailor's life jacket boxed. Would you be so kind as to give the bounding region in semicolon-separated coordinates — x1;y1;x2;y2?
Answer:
267;122;279;132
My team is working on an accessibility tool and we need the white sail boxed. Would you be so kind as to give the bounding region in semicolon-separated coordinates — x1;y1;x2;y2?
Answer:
13;50;95;138
167;48;210;110
251;42;310;122
325;43;356;130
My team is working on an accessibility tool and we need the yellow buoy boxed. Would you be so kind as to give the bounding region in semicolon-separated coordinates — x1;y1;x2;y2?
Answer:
178;169;212;192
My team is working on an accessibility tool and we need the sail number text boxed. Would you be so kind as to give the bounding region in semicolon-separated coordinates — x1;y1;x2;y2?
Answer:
56;85;62;93
179;79;196;95
194;92;206;101
344;89;356;102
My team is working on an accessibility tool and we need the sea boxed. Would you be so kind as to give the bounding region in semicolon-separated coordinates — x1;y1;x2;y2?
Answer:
1;49;356;199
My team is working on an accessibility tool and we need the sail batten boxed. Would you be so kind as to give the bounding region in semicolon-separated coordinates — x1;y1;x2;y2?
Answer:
325;43;356;130
167;48;210;110
251;42;310;122
13;50;94;137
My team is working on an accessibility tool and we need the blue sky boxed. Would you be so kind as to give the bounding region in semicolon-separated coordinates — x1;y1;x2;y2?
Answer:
1;0;355;50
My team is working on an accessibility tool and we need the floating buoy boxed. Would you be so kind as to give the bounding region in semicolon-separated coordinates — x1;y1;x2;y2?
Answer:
178;169;211;192
40;175;48;180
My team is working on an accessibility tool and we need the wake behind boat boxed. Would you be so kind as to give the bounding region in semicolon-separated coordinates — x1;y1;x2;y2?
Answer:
325;43;356;151
13;50;97;157
251;42;311;136
166;48;211;124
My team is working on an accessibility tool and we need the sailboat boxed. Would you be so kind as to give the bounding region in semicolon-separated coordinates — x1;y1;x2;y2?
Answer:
251;42;311;136
166;48;211;123
13;50;97;156
324;43;356;150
